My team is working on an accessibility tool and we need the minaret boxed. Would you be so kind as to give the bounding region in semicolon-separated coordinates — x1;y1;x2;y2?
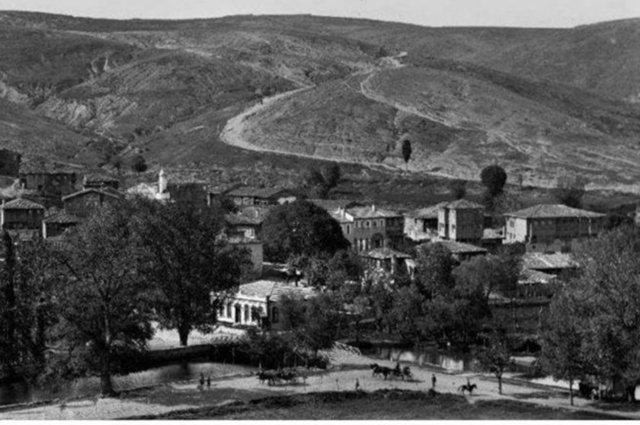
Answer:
158;169;168;194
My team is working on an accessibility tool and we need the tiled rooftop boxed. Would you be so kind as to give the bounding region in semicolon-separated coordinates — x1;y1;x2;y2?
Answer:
2;198;45;210
522;252;578;270
361;247;412;260
62;188;123;201
443;199;484;210
237;280;317;301
429;240;488;255
225;206;271;226
506;204;605;219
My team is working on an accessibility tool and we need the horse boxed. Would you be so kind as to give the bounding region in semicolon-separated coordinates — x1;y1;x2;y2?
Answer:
257;370;278;386
369;363;392;380
458;383;477;395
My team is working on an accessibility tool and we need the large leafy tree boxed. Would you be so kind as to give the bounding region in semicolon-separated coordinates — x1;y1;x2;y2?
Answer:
540;291;585;405
478;326;514;395
262;200;349;262
0;234;59;379
453;253;520;301
547;226;640;401
480;165;507;197
133;197;250;346
51;203;155;395
411;243;491;349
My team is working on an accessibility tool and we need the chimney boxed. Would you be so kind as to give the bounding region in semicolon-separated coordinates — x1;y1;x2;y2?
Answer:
371;204;376;212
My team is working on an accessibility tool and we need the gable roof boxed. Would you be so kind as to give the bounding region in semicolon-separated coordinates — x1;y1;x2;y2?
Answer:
430;240;488;255
522;252;578;271
83;173;119;183
2;198;45;210
308;199;365;213
345;205;402;219
506;204;605;219
62;188;123;202
237;280;317;301
225;206;271;226
519;268;556;285
361;247;412;260
443;199;484;210
43;210;82;224
228;186;295;199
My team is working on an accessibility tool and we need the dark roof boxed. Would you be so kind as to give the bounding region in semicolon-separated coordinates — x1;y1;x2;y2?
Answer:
62;188;123;202
443;199;484;210
308;199;365;212
44;210;82;224
19;161;78;175
227;186;295;199
2;198;45;210
83;173;119;183
431;240;488;255
361;247;412;260
506;204;605;219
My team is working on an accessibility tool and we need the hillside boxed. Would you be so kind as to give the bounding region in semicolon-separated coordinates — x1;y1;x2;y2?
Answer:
0;11;639;193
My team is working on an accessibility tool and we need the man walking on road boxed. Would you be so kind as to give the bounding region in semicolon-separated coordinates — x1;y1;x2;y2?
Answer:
431;374;437;389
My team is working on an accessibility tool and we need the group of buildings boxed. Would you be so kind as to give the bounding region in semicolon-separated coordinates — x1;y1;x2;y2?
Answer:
0;163;611;334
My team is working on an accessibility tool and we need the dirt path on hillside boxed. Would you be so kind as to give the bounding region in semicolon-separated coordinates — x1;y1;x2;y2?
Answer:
218;54;410;172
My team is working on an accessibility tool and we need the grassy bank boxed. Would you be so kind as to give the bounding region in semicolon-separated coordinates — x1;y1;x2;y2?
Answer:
130;389;618;420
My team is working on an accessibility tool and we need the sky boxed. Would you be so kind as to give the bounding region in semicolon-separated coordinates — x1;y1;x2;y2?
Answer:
0;0;639;28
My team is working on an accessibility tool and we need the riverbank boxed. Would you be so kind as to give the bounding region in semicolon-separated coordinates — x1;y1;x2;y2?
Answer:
2;346;639;420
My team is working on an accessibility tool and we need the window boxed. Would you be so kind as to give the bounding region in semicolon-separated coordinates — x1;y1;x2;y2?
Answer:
271;307;279;323
227;302;232;318
346;225;351;234
244;305;250;322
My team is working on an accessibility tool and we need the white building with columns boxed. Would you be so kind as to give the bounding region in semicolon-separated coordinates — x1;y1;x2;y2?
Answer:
215;280;317;330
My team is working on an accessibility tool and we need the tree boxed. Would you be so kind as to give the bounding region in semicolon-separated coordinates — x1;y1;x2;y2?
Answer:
262;200;349;262
279;294;346;356
448;179;467;200
134;197;250;346
401;139;412;163
51;203;154;395
480;165;507;198
453;254;520;301
478;327;513;395
557;226;640;401
305;164;341;199
540;291;585;405
130;154;148;173
322;163;341;191
554;174;586;209
411;243;491;349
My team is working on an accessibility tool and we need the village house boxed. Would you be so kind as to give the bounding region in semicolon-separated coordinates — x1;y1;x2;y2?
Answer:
360;247;412;275
18;162;78;201
225;206;271;240
228;235;264;277
429;240;488;262
522;252;578;277
404;202;447;243
82;173;120;190
504;204;605;251
331;205;405;253
215;280;317;329
62;187;123;218
226;186;297;207
438;199;484;243
0;198;45;233
42;209;82;239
